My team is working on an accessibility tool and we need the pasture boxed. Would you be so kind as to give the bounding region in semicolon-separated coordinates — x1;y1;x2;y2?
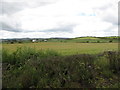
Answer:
2;42;118;55
2;41;120;88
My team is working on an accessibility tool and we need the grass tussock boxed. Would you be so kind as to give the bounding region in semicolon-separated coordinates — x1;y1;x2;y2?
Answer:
2;47;120;88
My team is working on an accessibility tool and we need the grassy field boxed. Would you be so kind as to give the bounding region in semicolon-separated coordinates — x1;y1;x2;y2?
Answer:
2;47;120;88
47;36;118;43
2;41;120;88
2;42;118;55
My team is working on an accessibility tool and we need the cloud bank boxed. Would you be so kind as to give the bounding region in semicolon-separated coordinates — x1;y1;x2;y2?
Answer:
0;0;119;39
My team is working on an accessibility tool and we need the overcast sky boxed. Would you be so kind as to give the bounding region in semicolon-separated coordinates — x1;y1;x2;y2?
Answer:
0;0;119;39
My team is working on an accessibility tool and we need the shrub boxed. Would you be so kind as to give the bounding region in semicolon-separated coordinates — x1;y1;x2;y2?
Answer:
109;40;112;43
86;41;89;43
10;42;14;44
104;51;119;74
97;41;100;43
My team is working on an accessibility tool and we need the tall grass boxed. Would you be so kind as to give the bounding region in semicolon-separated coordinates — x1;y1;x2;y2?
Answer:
2;47;60;65
2;47;120;88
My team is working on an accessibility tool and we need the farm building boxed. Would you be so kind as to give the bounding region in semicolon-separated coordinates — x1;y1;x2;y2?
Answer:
44;40;47;42
32;39;36;43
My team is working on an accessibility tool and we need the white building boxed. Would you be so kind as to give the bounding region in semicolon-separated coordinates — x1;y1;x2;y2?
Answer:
32;39;36;43
44;40;47;42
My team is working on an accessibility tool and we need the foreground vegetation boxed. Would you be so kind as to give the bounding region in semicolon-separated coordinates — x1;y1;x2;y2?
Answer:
2;47;120;88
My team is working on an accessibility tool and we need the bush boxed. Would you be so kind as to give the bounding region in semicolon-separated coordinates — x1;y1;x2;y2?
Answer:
104;51;120;74
97;41;100;43
86;41;89;43
109;40;112;43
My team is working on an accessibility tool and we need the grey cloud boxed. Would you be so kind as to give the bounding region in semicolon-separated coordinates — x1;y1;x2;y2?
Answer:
0;0;58;15
103;15;118;25
21;24;76;33
103;26;116;33
0;2;27;15
93;3;112;11
0;22;21;32
42;25;75;33
93;3;118;26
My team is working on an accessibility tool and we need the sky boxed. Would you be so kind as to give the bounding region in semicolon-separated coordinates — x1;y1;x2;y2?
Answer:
0;0;119;39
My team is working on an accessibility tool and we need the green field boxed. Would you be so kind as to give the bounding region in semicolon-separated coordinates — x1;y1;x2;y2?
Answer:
47;36;118;43
3;42;118;55
2;40;120;88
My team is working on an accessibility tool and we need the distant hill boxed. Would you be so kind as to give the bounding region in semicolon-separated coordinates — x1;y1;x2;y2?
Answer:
2;36;119;43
